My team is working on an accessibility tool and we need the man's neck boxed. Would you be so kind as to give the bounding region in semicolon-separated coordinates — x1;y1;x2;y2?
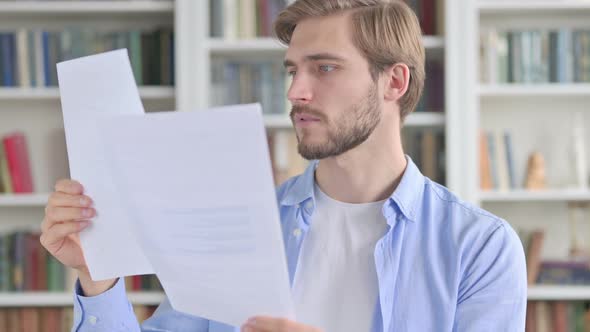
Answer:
314;135;407;204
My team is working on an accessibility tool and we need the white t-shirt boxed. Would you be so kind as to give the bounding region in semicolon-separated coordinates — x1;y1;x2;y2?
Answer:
292;183;389;332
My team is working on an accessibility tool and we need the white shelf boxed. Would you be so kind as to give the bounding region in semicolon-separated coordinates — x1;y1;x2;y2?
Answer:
0;87;175;101
0;194;50;207
406;112;445;126
478;0;590;13
0;1;174;15
478;84;590;97
480;189;590;202
263;112;444;130
528;285;590;301
207;36;444;54
10;286;590;305
0;291;165;307
207;38;286;54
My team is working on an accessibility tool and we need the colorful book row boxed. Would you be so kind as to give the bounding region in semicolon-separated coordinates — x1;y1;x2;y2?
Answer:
0;305;157;332
0;231;65;292
480;29;590;84
210;0;440;39
0;27;174;88
479;130;517;191
210;59;288;114
526;301;590;332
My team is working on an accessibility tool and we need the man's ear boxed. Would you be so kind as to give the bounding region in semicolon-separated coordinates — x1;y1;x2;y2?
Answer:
383;63;411;102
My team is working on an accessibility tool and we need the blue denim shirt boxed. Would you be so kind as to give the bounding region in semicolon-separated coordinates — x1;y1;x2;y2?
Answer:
72;157;527;332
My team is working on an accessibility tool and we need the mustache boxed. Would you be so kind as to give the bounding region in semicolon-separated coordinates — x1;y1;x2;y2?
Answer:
290;105;325;121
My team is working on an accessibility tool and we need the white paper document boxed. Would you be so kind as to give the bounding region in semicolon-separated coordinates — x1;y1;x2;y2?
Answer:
57;49;153;280
98;105;295;326
57;49;295;327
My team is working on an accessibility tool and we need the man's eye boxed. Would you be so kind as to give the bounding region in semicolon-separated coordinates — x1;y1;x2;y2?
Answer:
319;65;336;73
287;70;296;77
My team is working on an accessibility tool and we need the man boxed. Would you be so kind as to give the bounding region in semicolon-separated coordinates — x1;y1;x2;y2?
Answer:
40;0;527;331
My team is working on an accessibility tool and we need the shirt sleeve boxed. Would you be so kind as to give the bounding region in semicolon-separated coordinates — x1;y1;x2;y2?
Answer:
453;221;528;332
72;277;141;331
72;277;214;332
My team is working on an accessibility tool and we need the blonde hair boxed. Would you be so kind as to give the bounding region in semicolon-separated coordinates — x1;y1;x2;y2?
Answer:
274;0;425;121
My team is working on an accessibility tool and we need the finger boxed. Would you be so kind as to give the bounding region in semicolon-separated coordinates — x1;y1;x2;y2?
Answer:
40;220;90;250
45;206;95;225
48;192;93;209
54;179;84;195
41;206;96;232
242;316;294;332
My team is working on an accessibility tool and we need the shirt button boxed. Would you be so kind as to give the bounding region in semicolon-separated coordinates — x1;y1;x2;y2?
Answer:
293;228;302;237
305;200;313;210
88;315;98;325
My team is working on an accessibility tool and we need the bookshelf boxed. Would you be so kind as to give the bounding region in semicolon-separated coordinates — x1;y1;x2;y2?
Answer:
0;0;449;326
0;0;176;318
4;0;588;327
449;1;590;327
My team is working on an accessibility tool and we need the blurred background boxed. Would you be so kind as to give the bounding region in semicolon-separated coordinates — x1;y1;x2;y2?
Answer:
0;0;588;330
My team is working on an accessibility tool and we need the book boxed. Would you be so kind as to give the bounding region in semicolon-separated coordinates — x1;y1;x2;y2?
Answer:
2;132;34;193
526;230;545;285
551;301;568;332
0;146;12;193
479;131;493;190
486;131;498;189
0;33;16;86
537;260;590;285
494;131;510;191
525;301;537;332
503;131;517;190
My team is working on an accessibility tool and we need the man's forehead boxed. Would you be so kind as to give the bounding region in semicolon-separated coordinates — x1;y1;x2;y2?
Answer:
290;13;352;44
285;13;358;62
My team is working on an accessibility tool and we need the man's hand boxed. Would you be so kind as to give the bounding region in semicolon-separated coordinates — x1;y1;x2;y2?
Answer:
241;316;322;332
40;179;117;296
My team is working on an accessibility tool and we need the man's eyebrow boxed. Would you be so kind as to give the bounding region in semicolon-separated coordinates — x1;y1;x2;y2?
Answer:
283;53;347;68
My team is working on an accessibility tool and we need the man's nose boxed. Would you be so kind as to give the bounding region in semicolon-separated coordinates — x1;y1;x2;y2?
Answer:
287;74;313;106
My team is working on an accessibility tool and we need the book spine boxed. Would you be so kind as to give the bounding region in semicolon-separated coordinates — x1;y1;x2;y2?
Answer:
2;133;34;193
1;33;15;86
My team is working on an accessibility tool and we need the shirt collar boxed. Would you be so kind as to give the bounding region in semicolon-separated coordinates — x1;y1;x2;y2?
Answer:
279;156;425;223
279;160;319;207
389;156;424;223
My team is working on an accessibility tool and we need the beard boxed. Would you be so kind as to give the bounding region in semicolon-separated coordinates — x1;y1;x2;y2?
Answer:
290;83;381;160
